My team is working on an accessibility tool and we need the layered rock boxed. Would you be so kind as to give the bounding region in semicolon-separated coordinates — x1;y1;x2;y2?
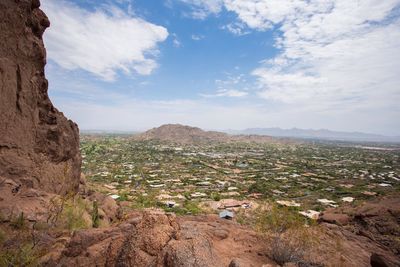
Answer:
0;0;81;195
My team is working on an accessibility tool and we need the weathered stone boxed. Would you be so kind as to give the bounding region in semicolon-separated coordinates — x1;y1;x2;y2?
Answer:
0;0;81;196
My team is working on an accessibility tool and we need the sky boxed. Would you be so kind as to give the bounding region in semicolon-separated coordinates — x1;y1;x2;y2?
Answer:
41;0;400;135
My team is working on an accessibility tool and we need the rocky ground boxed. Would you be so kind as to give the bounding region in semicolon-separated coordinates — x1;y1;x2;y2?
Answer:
40;211;272;266
14;196;398;266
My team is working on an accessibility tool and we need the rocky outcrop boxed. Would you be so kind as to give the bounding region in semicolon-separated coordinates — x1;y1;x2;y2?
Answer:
316;196;400;266
0;0;81;196
43;212;223;266
41;212;274;267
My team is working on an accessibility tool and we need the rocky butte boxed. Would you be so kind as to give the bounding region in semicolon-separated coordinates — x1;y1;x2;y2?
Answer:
0;1;399;267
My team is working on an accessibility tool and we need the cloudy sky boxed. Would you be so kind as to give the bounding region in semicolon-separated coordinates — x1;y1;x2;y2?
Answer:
41;0;400;135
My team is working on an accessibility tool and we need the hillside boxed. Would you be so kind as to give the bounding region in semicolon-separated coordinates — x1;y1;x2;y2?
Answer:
135;124;232;143
135;124;277;144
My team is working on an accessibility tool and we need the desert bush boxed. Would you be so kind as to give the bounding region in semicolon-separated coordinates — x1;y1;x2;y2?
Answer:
47;195;90;231
11;212;25;230
270;235;304;265
256;204;305;234
92;201;100;228
0;243;38;267
256;204;320;266
132;193;158;209
162;200;203;216
0;229;5;244
210;192;221;201
182;201;202;215
61;197;90;230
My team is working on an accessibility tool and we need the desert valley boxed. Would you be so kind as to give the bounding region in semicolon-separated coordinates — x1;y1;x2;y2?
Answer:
1;1;400;267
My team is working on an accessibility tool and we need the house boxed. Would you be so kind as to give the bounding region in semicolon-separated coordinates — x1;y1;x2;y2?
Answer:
217;199;251;210
191;192;207;198
276;200;301;207
299;210;320;220
219;210;234;220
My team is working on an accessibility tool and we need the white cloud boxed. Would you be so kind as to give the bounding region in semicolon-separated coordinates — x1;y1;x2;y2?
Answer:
191;34;205;40
200;74;250;98
173;39;182;47
172;34;182;47
47;61;399;135
41;0;168;81
221;22;250;36
223;0;304;30
178;0;223;19
200;89;248;98
187;0;400;113
244;0;400;109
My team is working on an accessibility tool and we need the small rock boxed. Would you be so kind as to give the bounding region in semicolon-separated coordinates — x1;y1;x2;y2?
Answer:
213;229;229;240
370;253;390;267
229;258;242;267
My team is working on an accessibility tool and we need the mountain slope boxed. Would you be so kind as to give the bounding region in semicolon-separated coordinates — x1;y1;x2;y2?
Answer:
135;124;230;143
135;124;278;144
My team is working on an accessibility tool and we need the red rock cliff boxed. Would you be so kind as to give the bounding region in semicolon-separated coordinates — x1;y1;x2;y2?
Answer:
0;0;81;195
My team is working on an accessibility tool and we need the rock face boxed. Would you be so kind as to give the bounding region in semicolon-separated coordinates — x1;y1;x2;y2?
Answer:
0;0;81;195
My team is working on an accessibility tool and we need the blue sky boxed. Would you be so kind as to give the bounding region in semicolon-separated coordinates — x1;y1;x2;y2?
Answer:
41;0;400;135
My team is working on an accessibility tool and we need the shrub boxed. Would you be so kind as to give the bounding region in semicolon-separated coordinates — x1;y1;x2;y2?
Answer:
256;204;320;266
0;229;5;244
270;235;305;266
0;244;38;267
210;192;221;201
256;205;305;234
182;201;202;215
11;212;25;230
132;193;157;209
61;197;90;231
92;201;100;228
162;201;203;216
235;210;246;225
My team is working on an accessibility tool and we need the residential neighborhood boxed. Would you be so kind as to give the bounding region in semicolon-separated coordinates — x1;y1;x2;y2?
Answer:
80;134;400;220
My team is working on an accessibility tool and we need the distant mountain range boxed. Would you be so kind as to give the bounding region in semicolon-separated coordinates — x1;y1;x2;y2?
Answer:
227;127;400;143
134;124;277;144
